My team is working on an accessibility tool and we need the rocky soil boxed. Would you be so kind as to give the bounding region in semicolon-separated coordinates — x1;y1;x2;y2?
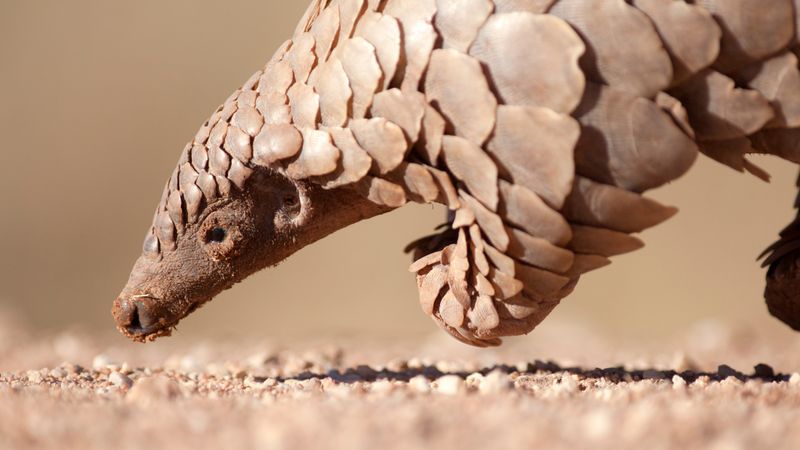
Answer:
2;313;800;450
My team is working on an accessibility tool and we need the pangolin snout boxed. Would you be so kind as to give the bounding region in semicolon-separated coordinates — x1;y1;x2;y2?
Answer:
112;295;170;340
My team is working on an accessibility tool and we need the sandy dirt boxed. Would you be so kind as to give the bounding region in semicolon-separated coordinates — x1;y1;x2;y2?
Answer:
2;313;800;450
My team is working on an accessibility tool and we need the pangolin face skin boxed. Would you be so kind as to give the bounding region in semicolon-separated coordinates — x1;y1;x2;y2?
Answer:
113;169;291;341
112;168;386;342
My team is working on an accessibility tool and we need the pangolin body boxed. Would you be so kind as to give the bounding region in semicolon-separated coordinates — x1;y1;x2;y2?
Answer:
113;0;800;346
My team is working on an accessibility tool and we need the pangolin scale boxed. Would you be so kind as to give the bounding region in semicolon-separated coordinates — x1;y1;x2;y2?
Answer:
112;0;800;347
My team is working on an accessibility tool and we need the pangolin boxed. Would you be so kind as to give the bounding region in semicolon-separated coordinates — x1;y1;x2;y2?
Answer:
112;0;800;347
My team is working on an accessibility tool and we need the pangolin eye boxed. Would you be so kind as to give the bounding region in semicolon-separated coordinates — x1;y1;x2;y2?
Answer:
207;227;227;243
283;194;298;207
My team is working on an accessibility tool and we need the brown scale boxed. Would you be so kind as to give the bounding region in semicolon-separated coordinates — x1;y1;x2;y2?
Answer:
112;0;800;347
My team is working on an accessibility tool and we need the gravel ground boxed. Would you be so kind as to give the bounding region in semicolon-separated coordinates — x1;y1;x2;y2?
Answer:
2;313;800;450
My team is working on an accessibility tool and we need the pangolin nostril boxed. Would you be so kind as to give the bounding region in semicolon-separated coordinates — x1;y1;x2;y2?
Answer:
127;300;159;334
114;297;160;336
127;303;143;332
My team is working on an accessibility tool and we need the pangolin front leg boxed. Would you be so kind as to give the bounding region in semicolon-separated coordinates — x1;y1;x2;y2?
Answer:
113;0;800;346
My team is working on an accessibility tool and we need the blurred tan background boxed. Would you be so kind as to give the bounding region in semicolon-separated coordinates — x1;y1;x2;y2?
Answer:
1;0;799;343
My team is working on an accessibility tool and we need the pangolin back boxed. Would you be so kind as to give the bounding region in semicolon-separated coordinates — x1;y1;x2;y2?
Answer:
145;0;800;346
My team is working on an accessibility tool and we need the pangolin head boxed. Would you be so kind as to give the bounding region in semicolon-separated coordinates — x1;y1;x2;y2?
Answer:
112;156;292;341
111;120;385;342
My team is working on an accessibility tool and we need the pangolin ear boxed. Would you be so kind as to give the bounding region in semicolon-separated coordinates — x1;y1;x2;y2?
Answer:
245;168;304;226
246;168;297;200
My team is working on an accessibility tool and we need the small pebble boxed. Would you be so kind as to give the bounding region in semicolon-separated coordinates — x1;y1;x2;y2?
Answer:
407;358;424;369
48;368;67;379
110;371;133;389
284;379;302;391
435;361;459;373
370;379;394;394
127;376;181;406
408;375;430;394
180;379;198;392
434;375;465;395
92;354;116;371
244;376;264;389
301;378;323;392
26;370;43;384
479;370;512;395
720;377;743;391
694;375;710;387
555;375;579;394
465;372;484;387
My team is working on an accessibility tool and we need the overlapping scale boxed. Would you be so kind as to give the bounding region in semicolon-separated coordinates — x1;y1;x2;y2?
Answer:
354;11;401;90
549;0;673;98
338;37;382;119
488;105;579;208
433;0;493;53
573;82;698;192
383;0;437;91
469;12;585;114
631;0;721;86
700;0;795;73
286;128;341;179
425;49;498;146
670;70;774;141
